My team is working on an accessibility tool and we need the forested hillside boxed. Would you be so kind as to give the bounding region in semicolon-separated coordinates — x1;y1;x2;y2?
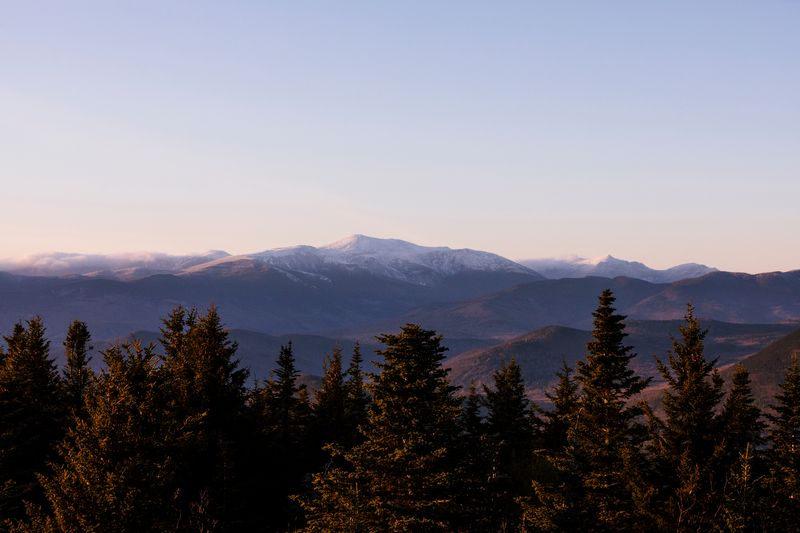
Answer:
1;291;799;531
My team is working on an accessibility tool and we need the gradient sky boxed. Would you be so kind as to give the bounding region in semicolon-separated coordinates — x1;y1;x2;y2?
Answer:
1;1;798;272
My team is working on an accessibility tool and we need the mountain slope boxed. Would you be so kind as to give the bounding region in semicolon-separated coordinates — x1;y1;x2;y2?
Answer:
719;327;800;408
521;255;717;282
225;234;543;285
445;321;797;399
385;271;800;341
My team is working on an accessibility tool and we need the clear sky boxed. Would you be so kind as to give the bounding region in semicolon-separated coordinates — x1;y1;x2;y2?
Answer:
1;1;798;273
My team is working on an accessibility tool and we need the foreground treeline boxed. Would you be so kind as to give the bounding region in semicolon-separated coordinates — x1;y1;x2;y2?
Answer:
0;291;798;531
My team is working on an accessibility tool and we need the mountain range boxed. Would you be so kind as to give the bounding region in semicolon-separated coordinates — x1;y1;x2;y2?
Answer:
1;235;798;397
521;255;717;283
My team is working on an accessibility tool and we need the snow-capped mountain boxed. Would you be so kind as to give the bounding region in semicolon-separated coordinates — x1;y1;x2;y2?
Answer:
0;236;717;285
520;255;717;283
239;234;539;284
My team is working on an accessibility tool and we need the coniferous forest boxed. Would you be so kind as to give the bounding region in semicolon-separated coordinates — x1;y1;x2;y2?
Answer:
1;290;799;532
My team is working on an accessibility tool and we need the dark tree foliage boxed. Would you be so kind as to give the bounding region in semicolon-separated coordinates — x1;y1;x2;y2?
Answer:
647;305;725;530
483;358;536;530
37;342;187;532
541;362;579;453
343;342;370;444
536;289;651;531
5;302;800;532
160;305;250;530
0;317;63;520
765;355;800;528
258;341;312;530
312;347;347;449
302;324;463;532
719;364;765;470
456;382;493;530
61;320;93;418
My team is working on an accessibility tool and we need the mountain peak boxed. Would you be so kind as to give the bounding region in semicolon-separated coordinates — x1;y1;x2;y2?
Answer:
520;255;717;283
322;234;424;255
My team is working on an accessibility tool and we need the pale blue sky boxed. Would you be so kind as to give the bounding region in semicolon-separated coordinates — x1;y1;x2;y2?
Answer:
1;1;798;272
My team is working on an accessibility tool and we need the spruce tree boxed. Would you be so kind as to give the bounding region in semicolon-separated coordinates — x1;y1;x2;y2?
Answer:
483;358;535;530
522;363;582;532
541;362;579;453
302;324;463;531
569;289;650;529
37;342;186;532
343;342;369;445
720;365;764;471
61;320;93;418
765;355;800;528
260;341;311;530
312;348;348;459
160;305;249;530
648;305;725;530
0;317;63;520
457;383;492;531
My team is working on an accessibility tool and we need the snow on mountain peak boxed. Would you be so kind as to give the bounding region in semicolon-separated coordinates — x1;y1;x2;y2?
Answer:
520;254;717;283
322;234;426;256
243;235;536;284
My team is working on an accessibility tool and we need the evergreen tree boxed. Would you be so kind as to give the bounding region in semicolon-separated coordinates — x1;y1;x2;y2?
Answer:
720;365;764;471
263;342;310;444
457;382;492;531
159;305;196;361
302;324;463;531
567;289;650;530
0;317;63;520
717;444;766;532
483;358;535;530
648;305;725;530
312;348;349;460
541;362;579;453
37;342;187;532
160;305;250;530
260;341;312;530
764;355;800;528
61;320;93;418
343;342;369;445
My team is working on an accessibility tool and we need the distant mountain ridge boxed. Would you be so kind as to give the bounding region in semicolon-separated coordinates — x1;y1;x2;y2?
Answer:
445;320;798;397
2;235;541;285
521;255;717;283
1;235;723;284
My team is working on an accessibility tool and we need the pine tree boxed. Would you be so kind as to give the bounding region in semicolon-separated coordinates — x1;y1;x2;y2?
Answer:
61;320;93;418
720;365;764;472
541;362;579;453
260;341;312;530
483;358;535;530
37;342;187;532
568;289;651;529
312;348;348;459
765;354;800;528
0;317;63;520
159;305;196;361
343;342;369;445
718;444;765;532
302;324;463;531
648;305;725;530
263;342;309;444
160;305;249;530
457;383;492;531
520;363;583;531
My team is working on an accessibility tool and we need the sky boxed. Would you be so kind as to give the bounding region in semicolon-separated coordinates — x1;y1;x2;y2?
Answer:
1;1;798;273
